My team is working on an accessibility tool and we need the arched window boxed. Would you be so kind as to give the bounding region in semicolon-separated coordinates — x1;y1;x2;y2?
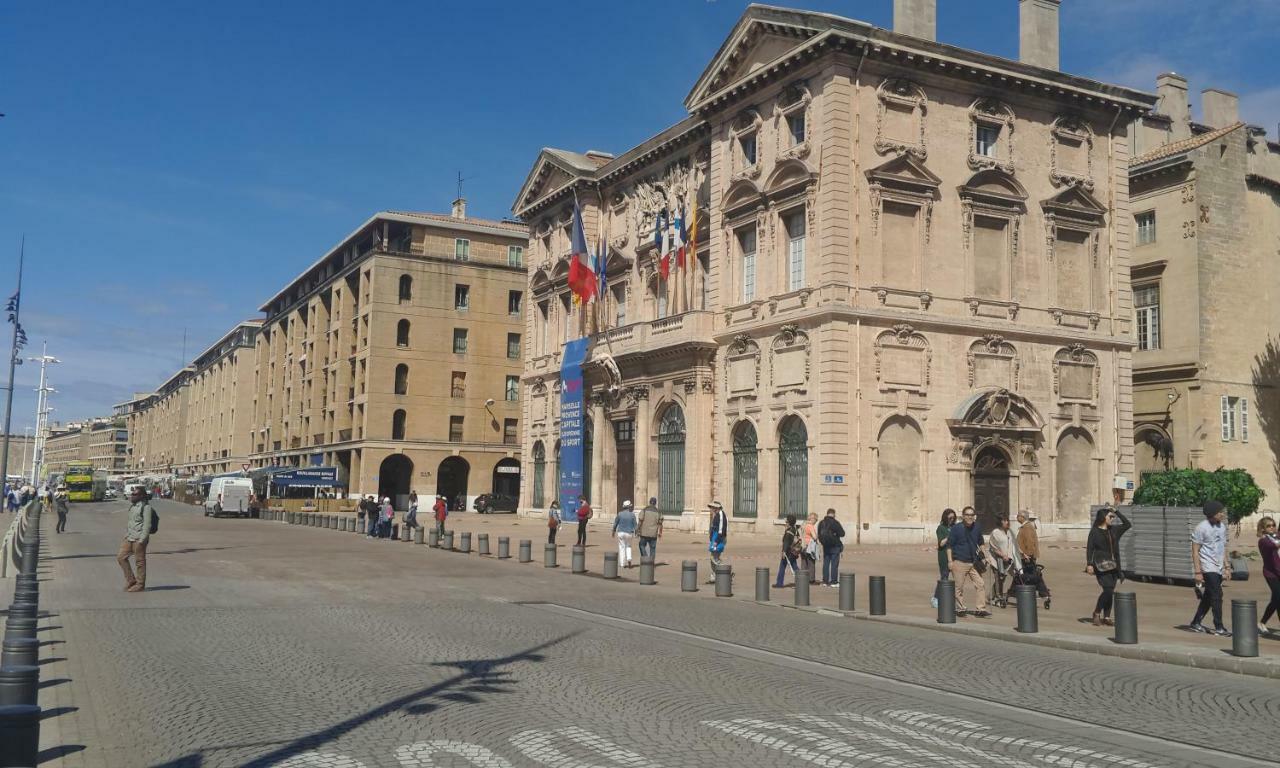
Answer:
396;319;410;347
392;409;407;440
583;416;594;499
732;421;759;519
778;416;808;519
398;274;412;303
532;441;546;508
876;416;922;523
1055;428;1094;523
657;405;686;515
394;364;408;395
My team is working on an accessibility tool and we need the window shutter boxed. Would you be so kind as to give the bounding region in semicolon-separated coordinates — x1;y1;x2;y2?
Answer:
1241;398;1249;442
1221;396;1231;441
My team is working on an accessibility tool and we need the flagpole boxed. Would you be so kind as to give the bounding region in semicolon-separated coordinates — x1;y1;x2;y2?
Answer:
0;237;26;493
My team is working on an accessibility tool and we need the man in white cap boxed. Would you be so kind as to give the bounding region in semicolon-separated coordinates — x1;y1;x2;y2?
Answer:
613;500;638;568
707;501;728;583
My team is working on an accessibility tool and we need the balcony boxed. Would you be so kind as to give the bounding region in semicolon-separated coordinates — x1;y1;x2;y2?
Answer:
592;311;716;361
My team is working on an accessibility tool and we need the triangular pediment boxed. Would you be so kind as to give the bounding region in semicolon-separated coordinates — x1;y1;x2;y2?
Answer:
603;248;633;276
513;151;591;216
685;7;824;110
1041;185;1107;219
866;154;942;191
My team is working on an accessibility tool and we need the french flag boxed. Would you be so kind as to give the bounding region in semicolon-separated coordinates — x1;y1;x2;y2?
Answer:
567;200;597;303
655;210;670;281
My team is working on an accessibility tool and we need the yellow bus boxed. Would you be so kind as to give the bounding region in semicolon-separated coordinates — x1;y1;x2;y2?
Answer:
66;462;106;502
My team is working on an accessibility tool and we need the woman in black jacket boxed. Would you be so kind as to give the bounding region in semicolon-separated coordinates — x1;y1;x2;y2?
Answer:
1085;506;1131;626
773;515;802;588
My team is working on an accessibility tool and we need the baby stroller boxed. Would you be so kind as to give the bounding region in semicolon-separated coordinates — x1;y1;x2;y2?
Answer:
1010;560;1051;610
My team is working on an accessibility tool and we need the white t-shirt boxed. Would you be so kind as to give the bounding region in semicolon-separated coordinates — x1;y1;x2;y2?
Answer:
1191;519;1226;574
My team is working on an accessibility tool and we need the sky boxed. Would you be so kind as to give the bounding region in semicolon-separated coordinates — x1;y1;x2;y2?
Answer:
1;0;1277;431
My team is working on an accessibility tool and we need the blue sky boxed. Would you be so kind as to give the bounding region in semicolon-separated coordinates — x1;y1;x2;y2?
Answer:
1;0;1276;430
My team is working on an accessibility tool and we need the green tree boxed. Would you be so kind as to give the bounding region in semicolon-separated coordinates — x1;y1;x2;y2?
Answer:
1133;468;1265;524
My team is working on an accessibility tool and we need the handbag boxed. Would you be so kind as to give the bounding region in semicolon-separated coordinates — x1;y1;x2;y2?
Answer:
1093;531;1119;573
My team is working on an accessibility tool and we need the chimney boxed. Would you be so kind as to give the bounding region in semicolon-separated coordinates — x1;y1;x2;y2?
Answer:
893;0;936;41
1019;0;1060;70
1156;73;1191;141
1201;88;1239;129
451;197;467;220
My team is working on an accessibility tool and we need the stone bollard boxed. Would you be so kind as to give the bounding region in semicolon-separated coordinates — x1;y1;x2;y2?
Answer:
414;527;424;545
1113;591;1137;644
869;575;886;616
1015;585;1038;633
603;552;619;579
936;579;956;624
571;546;585;573
427;529;439;548
0;638;38;668
0;665;38;706
391;523;400;540
639;555;656;585
518;540;531;563
0;703;40;768
838;573;856;612
459;532;472;554
755;567;770;602
681;560;698;592
287;511;295;524
476;533;489;555
403;523;412;542
714;564;733;597
3;620;37;642
498;537;510;559
794;570;810;607
331;515;339;530
442;531;454;551
1232;600;1259;658
544;543;558;568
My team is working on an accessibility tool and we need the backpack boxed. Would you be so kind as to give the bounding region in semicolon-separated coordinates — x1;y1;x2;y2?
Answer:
147;504;160;534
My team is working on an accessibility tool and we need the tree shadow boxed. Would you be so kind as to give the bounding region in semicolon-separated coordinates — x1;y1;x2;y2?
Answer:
1252;336;1280;504
48;546;239;561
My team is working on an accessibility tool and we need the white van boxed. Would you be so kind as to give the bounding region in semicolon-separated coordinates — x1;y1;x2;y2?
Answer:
205;477;253;517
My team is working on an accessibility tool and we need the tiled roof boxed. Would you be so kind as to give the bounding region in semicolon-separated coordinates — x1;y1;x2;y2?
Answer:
545;148;612;173
385;210;527;233
1131;122;1245;166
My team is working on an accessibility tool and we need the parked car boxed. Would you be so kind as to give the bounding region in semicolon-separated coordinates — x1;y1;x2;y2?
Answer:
104;488;118;500
473;493;517;514
205;477;253;517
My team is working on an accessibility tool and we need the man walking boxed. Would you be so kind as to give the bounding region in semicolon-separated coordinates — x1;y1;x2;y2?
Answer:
364;496;379;538
118;486;156;592
1190;500;1232;636
817;508;845;586
613;500;637;568
575;495;592;547
433;495;448;538
707;501;728;584
636;497;662;561
54;485;69;533
947;506;990;617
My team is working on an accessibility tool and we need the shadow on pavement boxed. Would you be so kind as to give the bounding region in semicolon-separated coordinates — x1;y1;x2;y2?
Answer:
144;585;191;592
38;677;70;689
48;546;240;561
40;706;78;720
38;745;85;764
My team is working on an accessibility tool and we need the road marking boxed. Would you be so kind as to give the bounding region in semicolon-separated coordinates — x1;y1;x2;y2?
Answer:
394;740;515;767
510;726;666;768
796;714;1035;768
274;753;368;768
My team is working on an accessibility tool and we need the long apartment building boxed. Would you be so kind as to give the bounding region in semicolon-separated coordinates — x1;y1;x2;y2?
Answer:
43;418;129;476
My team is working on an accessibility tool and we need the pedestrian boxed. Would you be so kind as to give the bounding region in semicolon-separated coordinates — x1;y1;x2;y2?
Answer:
365;496;379;537
6;485;18;513
773;514;802;588
947;506;990;617
636;497;662;561
1257;515;1279;634
613;500;637;568
817;508;845;586
801;512;820;585
1085;505;1131;627
433;495;448;538
1188;500;1231;636
932;508;957;609
987;514;1019;609
117;486;156;593
356;497;367;532
54;484;69;533
1016;511;1051;609
707;500;728;583
405;491;419;530
575;494;592;547
547;500;561;545
380;497;395;539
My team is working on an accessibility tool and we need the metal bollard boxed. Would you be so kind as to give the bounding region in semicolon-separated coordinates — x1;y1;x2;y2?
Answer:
459;532;471;554
0;665;38;706
755;567;770;602
0;638;37;668
571;546;585;573
839;573;856;612
1232;600;1259;658
544;542;558;568
498;537;510;559
681;560;698;592
478;533;490;556
6;604;36;622
794;570;810;607
936;579;956;624
1113;591;1138;644
518;539;531;563
13;589;36;606
413;527;424;545
869;575;886;616
442;531;454;550
1014;585;1038;633
639;555;655;585
427;529;439;548
714;564;733;597
331;515;339;530
603;552;619;579
0;703;40;768
3;621;36;642
288;511;295;524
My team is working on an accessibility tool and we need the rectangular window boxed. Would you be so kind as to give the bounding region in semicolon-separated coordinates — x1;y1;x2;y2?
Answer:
787;112;805;145
454;239;470;261
739;133;757;166
503;418;518;445
537;301;549;355
656;288;667;320
451;371;466;398
881;202;919;287
507;333;521;360
613;285;627;326
452;328;468;354
1220;395;1251;442
508;245;524;267
738;227;757;301
561;294;573;342
973;216;1008;299
614;420;635;442
976;124;1000;157
449;415;464;442
1134;284;1161;351
508;290;523;316
1242;397;1250;442
505;375;519;401
786;212;806;292
1136;211;1156;246
455;284;470;311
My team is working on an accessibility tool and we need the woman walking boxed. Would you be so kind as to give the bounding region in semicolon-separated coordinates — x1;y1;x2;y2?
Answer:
547;500;561;545
801;512;820;584
773;515;803;588
575;495;592;547
1258;516;1280;634
54;484;69;533
380;497;395;539
932;508;956;608
1085;506;1131;626
613;500;638;568
405;491;419;531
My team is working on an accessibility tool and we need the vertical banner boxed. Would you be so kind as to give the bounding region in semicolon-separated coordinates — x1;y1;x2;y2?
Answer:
559;337;590;522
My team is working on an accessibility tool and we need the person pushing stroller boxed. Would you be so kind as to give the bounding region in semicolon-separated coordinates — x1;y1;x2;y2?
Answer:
1013;510;1051;609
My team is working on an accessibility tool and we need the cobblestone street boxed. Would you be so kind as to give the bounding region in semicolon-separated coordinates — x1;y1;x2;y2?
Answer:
11;501;1279;768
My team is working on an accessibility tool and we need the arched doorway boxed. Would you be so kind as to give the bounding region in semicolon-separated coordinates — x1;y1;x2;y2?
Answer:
583;416;594;502
378;454;413;511
778;416;808;519
972;445;1010;532
437;456;470;511
1134;425;1172;484
657;405;685;515
492;457;520;498
732;421;759;519
613;420;635;508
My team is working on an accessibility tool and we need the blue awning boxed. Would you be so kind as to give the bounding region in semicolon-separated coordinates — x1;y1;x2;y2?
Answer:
270;467;339;488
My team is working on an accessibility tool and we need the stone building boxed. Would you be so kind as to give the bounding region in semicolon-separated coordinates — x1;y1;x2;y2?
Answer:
0;433;39;482
43;418;128;476
1129;74;1280;510
515;1;1154;541
248;202;527;508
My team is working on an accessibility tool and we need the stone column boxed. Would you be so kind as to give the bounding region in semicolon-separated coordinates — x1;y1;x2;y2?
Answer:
590;392;606;511
633;387;651;505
